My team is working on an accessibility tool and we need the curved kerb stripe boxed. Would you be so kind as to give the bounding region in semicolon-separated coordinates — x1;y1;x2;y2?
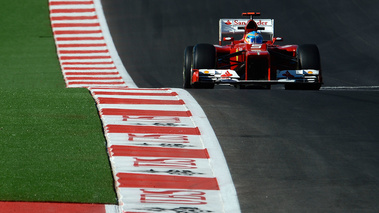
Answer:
49;0;240;212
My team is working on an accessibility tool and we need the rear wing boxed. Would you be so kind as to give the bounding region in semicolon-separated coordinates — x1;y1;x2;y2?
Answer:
219;19;274;45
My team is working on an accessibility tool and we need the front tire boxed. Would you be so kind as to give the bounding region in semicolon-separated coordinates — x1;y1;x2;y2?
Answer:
285;44;322;90
183;46;193;88
192;43;216;89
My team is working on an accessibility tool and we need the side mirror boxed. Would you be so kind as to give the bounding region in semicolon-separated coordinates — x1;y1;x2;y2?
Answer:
223;37;234;42
273;37;283;43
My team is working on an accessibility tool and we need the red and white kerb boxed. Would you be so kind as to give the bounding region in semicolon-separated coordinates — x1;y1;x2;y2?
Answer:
50;0;126;88
49;0;240;212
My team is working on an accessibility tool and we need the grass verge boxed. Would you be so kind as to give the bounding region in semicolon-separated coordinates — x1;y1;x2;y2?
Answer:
0;0;117;204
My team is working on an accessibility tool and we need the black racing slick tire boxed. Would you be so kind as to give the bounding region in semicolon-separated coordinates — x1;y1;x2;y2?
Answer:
297;44;321;70
183;46;193;88
192;43;216;89
285;44;322;90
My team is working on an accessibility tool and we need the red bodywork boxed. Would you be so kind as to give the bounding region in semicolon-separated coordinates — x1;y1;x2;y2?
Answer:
185;13;322;89
214;19;298;82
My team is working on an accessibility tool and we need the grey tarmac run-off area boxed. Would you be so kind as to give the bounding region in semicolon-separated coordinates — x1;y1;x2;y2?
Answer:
101;0;379;212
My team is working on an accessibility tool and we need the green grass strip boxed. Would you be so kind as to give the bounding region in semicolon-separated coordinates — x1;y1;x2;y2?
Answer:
0;0;117;203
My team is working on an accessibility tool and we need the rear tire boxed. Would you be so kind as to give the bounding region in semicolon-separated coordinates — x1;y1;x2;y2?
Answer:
285;44;322;90
192;44;216;89
183;46;193;88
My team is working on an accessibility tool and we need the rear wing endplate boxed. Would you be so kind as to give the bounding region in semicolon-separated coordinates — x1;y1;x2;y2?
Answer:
219;19;274;45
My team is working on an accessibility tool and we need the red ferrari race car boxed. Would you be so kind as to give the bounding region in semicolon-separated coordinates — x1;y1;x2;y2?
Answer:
183;12;322;90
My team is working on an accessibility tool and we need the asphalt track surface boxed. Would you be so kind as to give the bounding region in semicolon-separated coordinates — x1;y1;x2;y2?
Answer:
101;0;379;212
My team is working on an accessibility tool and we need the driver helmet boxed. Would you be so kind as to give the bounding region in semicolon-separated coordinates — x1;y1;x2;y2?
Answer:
245;31;263;44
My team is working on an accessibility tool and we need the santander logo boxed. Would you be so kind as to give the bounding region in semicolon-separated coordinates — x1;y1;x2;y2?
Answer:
221;71;233;78
225;20;232;25
233;20;247;25
225;20;269;26
255;20;268;25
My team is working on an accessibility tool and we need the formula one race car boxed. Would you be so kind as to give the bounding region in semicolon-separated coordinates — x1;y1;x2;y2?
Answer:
183;12;322;90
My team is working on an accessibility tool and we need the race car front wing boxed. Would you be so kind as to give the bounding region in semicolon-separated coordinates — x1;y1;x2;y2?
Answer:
192;69;321;85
